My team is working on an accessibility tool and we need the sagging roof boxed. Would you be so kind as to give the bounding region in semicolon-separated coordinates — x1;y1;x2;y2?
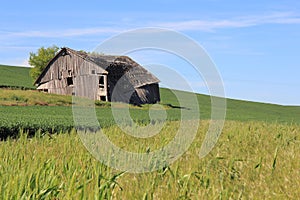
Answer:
88;54;160;88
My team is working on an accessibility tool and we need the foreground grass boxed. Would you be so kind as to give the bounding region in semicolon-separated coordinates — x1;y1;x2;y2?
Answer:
0;121;299;199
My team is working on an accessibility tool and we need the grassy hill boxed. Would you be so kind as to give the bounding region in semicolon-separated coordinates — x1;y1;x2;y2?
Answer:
161;87;300;124
0;64;299;123
0;64;300;138
0;64;35;89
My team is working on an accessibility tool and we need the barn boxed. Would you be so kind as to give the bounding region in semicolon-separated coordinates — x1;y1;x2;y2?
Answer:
34;47;160;105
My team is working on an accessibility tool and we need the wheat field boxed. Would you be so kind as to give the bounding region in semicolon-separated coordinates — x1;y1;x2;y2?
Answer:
0;120;299;199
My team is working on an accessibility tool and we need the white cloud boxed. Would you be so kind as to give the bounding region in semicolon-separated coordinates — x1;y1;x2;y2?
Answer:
1;58;30;67
0;12;299;45
156;12;300;31
0;46;37;51
2;27;123;38
1;12;299;40
158;20;250;32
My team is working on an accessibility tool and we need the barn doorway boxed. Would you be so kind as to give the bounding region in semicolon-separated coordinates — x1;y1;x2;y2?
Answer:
99;75;105;89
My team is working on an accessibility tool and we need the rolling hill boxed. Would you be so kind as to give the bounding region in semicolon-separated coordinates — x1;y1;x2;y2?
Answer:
0;64;299;125
0;64;35;89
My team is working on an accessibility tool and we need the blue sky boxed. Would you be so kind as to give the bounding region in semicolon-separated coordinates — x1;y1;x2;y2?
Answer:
1;0;300;105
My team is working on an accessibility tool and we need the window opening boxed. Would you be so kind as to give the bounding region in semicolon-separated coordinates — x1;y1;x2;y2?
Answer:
99;75;105;89
67;77;73;86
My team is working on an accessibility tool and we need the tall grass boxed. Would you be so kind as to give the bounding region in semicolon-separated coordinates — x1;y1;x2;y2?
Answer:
0;130;124;199
0;121;299;199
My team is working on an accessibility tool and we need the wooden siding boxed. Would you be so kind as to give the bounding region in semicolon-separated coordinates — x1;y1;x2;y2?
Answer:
39;51;107;84
109;82;160;105
36;49;108;100
75;75;98;100
135;83;160;104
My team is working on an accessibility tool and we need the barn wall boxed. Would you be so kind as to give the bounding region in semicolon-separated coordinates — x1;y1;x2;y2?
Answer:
135;83;160;104
37;80;72;95
109;83;160;105
74;75;98;100
37;50;108;99
39;51;107;85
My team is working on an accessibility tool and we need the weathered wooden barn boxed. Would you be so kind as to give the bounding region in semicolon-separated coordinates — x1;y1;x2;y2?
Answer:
34;47;160;104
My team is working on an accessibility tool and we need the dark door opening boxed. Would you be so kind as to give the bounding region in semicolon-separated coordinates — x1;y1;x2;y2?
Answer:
99;75;105;89
67;77;73;86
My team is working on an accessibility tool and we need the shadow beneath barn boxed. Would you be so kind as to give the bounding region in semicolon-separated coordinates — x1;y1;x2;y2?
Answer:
164;103;191;110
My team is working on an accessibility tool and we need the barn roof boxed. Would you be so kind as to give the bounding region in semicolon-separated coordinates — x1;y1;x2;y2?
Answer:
35;47;160;88
88;54;160;88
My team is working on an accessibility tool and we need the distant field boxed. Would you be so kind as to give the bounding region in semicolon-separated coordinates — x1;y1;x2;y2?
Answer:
0;64;35;89
161;87;300;124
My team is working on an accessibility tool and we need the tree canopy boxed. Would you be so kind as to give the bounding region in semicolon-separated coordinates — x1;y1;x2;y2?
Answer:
29;45;59;81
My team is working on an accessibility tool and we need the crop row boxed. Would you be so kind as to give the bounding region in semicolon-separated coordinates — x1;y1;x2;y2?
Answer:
0;105;186;139
0;106;73;139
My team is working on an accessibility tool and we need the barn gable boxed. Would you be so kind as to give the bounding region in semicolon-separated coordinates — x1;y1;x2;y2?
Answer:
35;48;108;85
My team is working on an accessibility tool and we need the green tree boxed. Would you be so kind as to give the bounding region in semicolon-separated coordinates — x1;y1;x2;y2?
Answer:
29;45;59;81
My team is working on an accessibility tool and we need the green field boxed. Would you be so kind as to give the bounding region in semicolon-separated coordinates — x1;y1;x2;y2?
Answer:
0;64;35;89
1;87;300;139
0;65;300;199
1;121;299;199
